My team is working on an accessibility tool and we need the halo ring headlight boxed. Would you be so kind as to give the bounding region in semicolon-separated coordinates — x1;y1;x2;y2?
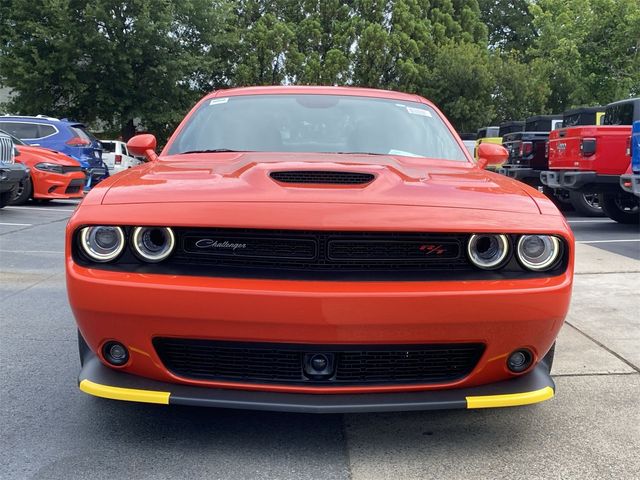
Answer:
467;234;510;270
517;235;562;271
79;226;125;262
131;226;175;262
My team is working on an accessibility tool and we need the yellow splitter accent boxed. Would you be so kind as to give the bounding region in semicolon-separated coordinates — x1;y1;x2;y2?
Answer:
466;386;554;409
80;379;554;409
79;379;170;405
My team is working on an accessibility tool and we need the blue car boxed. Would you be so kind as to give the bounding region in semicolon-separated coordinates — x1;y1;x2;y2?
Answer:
0;115;108;189
620;120;640;197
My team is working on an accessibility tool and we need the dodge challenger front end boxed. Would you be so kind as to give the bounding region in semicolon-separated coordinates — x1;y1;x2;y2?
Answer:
67;86;573;413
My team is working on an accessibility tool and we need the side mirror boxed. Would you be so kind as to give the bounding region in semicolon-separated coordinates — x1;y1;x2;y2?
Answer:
477;143;508;170
127;134;158;162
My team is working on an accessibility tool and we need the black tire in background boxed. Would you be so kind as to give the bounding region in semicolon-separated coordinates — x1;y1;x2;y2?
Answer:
600;192;640;224
10;176;32;205
0;190;13;208
569;190;605;217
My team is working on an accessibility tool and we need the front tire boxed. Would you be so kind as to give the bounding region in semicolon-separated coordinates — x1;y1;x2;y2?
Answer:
569;190;604;217
600;192;640;224
10;176;32;205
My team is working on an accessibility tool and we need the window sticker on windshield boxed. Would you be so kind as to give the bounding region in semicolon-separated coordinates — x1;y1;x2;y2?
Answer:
209;98;229;106
406;106;432;117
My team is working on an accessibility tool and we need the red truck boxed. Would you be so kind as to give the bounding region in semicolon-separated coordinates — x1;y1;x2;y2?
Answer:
541;98;640;223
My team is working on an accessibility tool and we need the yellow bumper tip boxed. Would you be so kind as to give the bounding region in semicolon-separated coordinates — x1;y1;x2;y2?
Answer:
79;379;170;405
466;386;554;409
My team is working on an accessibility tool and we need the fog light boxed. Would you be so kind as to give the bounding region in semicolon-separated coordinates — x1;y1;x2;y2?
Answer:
102;341;129;366
507;349;533;373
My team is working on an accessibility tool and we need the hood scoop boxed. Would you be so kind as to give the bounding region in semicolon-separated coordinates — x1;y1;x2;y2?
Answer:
270;170;375;185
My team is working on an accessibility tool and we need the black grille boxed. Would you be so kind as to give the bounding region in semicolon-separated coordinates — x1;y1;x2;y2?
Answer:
153;338;485;386
62;166;83;173
172;228;468;279
270;170;375;185
0;135;13;164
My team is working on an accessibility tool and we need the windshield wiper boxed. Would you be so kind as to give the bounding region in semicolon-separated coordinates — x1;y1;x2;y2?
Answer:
179;149;250;154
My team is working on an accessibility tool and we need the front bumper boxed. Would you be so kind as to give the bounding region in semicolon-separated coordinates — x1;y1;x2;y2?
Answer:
68;259;572;395
82;166;108;190
540;170;620;192
32;170;86;199
79;349;555;413
0;163;28;193
620;174;640;197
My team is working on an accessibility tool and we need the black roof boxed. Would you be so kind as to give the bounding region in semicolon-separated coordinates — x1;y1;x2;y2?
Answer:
525;114;563;122
563;106;603;116
499;120;525;127
606;97;640;108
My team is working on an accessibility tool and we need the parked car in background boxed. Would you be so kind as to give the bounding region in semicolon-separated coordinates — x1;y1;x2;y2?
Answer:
69;86;573;414
0;115;108;189
499;114;563;185
0;130;85;205
541;98;640;223
475;126;500;160
0;131;28;208
498;121;525;138
500;113;603;216
561;106;605;128
620;120;640;197
100;140;144;174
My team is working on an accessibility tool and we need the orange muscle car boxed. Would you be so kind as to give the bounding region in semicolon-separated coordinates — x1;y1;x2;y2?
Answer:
67;87;573;413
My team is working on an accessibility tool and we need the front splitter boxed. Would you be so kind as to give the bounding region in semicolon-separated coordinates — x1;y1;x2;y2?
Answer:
79;353;555;413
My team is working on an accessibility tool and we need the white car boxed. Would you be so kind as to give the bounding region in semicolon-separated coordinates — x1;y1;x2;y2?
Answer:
100;140;144;174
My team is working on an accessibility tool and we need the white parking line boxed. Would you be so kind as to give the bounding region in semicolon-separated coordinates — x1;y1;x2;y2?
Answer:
4;206;76;213
0;223;33;226
578;239;640;244
0;249;64;254
568;219;615;223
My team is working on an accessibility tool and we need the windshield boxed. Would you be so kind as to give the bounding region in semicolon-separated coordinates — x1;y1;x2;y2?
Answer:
167;94;466;161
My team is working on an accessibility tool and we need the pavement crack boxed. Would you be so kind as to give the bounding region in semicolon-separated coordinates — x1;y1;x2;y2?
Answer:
565;321;640;373
0;216;71;236
341;415;354;480
0;272;61;301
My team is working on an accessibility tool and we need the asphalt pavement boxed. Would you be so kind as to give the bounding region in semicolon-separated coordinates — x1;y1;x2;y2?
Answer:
1;200;638;480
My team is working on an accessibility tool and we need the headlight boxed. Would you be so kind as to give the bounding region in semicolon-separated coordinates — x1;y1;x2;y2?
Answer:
35;162;64;174
467;234;510;270
131;226;175;262
517;235;562;271
79;226;125;262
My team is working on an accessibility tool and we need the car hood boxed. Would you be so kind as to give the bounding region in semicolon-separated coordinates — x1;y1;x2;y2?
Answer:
17;145;80;166
100;152;540;214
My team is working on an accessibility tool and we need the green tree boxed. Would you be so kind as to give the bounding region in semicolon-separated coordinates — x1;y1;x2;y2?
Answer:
478;0;536;53
422;42;495;132
288;0;355;85
490;54;550;122
529;0;640;112
0;0;232;139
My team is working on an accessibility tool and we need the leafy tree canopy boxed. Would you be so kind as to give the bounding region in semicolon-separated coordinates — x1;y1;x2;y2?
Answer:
0;0;638;138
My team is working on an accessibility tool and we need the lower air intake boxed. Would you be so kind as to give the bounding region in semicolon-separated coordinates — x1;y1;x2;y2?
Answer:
153;338;485;386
